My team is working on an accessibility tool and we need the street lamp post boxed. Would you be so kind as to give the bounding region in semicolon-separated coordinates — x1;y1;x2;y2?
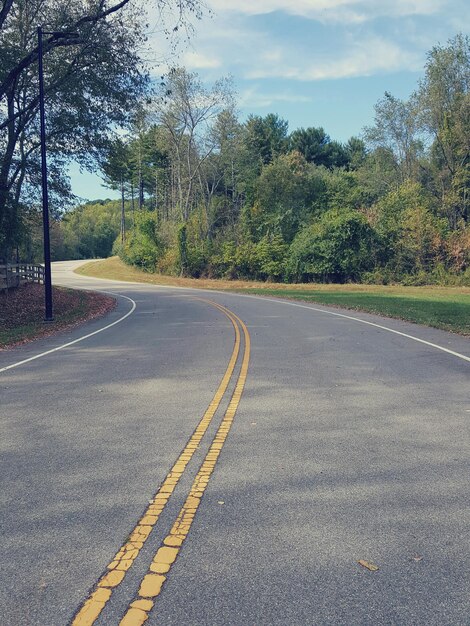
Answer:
37;26;53;321
37;26;77;321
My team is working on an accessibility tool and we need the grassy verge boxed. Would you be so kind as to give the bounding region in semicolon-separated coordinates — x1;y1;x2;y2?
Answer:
239;289;470;335
77;257;470;335
0;283;116;348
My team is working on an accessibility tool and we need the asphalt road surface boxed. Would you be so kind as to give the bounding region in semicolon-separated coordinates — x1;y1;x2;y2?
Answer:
1;260;469;626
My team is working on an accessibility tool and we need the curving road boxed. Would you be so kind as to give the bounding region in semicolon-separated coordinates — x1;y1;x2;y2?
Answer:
1;260;469;626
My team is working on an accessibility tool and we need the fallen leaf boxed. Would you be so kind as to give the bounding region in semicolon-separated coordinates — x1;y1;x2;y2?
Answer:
217;501;225;505
411;554;423;562
358;559;379;571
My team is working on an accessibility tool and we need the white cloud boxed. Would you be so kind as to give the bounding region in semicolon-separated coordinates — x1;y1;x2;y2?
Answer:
239;87;313;108
144;0;455;86
207;0;446;23
244;36;422;81
183;51;222;69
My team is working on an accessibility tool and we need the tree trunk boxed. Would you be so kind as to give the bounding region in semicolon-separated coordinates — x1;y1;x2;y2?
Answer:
120;178;126;245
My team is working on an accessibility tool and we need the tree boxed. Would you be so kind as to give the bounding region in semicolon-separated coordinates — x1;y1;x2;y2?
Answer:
317;168;364;212
289;127;349;169
417;34;470;225
251;151;323;242
0;0;204;255
364;92;423;182
103;36;470;285
101;138;133;244
243;113;289;167
60;200;123;260
201;108;244;236
372;181;446;275
345;137;367;170
152;68;234;222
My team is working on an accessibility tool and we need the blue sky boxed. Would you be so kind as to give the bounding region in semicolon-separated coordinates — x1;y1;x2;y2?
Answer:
69;0;470;201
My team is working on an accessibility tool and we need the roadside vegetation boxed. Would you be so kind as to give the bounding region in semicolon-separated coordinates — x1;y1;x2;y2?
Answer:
47;35;470;290
77;257;470;335
2;2;469;335
243;289;470;335
0;0;205;261
0;285;115;348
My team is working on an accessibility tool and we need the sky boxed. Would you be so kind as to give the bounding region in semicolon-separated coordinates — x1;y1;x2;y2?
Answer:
69;0;470;201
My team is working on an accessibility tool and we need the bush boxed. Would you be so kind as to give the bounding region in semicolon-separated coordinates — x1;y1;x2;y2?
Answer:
186;244;208;277
373;182;447;274
361;268;396;285
116;211;162;271
287;209;376;282
255;234;288;281
209;240;260;279
156;247;179;275
446;223;470;273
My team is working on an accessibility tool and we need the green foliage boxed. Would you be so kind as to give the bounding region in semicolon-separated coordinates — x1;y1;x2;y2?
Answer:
0;0;156;251
316;168;364;212
60;200;122;260
345;137;367;170
372;181;447;276
208;239;257;279
364;91;422;182
289;127;349;169
117;211;161;271
208;234;287;281
255;234;289;281
244;114;289;167
287;210;376;282
177;224;189;275
251;152;324;242
50;33;470;287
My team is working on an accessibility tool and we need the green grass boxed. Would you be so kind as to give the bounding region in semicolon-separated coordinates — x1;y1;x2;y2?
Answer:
235;289;470;335
77;257;470;335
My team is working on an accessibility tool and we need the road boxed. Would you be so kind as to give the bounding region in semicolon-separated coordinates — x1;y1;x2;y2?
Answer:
1;260;469;626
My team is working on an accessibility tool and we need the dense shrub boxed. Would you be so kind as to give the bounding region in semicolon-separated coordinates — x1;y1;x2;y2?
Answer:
255;234;288;280
250;152;325;242
372;182;448;276
287;209;376;282
116;212;161;271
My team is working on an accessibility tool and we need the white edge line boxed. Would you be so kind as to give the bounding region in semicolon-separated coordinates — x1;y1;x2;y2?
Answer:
221;292;470;364
69;264;470;365
0;292;136;374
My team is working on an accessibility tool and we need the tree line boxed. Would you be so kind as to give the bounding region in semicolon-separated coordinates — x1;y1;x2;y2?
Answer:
70;35;468;284
0;0;203;260
4;21;470;285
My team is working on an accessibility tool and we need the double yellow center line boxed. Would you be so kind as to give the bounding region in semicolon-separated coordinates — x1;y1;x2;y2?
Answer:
72;299;250;626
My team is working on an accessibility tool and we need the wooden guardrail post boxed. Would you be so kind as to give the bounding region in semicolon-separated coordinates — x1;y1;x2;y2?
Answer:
0;263;45;291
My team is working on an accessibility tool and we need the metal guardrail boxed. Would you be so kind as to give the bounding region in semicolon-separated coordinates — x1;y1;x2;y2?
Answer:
0;263;45;291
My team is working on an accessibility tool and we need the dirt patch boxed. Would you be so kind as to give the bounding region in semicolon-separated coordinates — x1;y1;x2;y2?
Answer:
0;283;116;349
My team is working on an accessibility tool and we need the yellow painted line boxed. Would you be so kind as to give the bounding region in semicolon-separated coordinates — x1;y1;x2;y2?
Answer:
71;301;241;626
118;308;251;626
